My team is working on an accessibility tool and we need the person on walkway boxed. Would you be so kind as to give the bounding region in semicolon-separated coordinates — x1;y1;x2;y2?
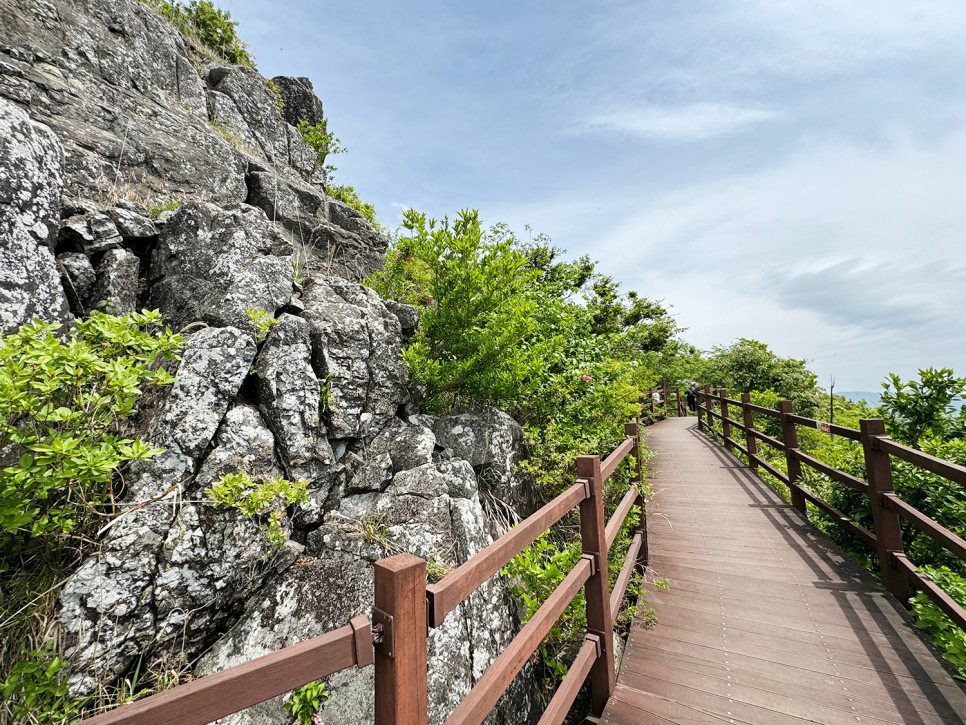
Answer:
686;387;696;413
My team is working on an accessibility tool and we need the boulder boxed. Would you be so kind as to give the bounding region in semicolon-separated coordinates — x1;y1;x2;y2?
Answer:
0;0;248;205
0;97;70;333
60;326;258;694
148;202;294;334
153;405;300;654
149;326;258;459
272;76;325;128
105;204;158;239
254;314;335;486
92;247;139;315
206;65;288;168
302;276;408;440
431;407;539;518
57;251;96;313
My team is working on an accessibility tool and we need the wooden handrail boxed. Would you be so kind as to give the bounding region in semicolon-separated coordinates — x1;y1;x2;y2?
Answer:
695;386;966;632
78;616;373;725
537;635;601;725
426;481;588;627
444;557;594;725
604;487;638;552
601;436;635;481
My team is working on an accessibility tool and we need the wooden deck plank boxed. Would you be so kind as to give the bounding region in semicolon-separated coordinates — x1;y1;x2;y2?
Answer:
602;417;966;724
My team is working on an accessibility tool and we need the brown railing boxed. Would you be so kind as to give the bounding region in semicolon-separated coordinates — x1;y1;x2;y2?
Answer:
79;616;374;725
641;382;686;422
78;393;687;724
695;386;966;634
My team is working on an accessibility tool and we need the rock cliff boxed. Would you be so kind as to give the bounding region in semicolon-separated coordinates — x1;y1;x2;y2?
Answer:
0;2;539;722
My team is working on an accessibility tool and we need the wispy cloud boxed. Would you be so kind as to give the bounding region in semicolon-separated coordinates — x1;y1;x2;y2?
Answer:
573;103;781;142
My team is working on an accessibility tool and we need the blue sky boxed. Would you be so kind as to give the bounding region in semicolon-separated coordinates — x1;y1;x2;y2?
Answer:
228;0;966;392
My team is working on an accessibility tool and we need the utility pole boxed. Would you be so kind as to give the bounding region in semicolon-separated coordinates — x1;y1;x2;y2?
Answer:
829;376;835;440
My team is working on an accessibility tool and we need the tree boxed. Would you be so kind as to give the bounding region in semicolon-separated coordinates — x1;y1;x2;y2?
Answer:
879;368;966;447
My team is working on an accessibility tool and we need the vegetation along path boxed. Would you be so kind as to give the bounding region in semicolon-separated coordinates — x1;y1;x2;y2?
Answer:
602;416;966;724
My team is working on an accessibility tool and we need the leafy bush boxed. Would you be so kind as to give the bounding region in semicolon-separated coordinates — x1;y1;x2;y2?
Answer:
2;642;84;725
206;472;309;546
0;311;181;569
368;209;557;412
140;0;254;66
327;184;378;226
297;120;345;175
910;567;966;674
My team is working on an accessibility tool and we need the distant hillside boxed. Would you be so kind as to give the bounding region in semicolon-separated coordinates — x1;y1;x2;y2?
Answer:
838;391;882;407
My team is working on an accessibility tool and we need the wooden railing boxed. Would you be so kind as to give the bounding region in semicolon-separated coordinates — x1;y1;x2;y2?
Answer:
79;616;375;725
78;398;682;724
695;386;966;634
642;382;686;422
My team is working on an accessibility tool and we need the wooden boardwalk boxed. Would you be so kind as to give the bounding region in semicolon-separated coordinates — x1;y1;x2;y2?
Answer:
601;416;966;724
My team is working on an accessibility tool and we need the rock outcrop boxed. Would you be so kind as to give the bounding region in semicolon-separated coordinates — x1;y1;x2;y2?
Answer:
0;97;70;333
1;2;541;723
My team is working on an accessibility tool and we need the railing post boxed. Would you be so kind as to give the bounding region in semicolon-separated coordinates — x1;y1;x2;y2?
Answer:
373;553;428;725
676;388;683;417
741;393;758;472
576;454;616;715
720;388;732;455
626;422;648;569
703;385;713;431
859;419;911;605
779;401;807;516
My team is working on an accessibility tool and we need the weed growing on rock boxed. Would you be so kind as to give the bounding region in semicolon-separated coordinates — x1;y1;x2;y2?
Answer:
283;679;329;724
245;307;277;343
297;120;345;175
326;184;379;227
206;472;309;546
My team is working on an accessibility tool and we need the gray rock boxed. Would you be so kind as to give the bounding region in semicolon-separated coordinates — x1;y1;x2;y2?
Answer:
383;299;419;341
0;97;70;333
206;65;288;168
195;552;375;725
309;217;386;283
0;0;247;205
432;408;539;518
302;276;408;439
57;251;96;312
57;212;123;254
60;446;193;696
246;170;325;243
273;76;324;128
153;405;298;654
92;247;139;315
148;202;294;334
254;314;335;484
105;205;158;239
150;326;258;459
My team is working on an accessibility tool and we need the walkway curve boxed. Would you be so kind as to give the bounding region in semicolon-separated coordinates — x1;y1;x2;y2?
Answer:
602;416;966;724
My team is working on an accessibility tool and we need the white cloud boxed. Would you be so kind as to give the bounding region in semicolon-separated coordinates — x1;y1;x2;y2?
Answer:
573;103;781;142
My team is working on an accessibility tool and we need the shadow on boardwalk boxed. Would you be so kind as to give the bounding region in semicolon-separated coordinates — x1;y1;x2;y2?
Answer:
602;416;966;725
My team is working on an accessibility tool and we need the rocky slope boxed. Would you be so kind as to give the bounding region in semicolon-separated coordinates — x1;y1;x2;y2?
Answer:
0;2;540;722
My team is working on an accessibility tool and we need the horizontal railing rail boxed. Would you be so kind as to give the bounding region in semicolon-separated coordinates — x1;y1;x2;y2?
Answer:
695;386;966;637
78;616;374;725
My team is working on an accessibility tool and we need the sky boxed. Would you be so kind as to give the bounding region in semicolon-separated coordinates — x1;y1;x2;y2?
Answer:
226;0;966;392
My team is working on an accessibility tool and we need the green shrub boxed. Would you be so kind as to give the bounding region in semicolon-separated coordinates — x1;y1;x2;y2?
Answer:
140;0;255;67
327;184;378;227
368;209;557;412
0;311;181;569
297;120;345;174
2;642;84;725
910;567;966;675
